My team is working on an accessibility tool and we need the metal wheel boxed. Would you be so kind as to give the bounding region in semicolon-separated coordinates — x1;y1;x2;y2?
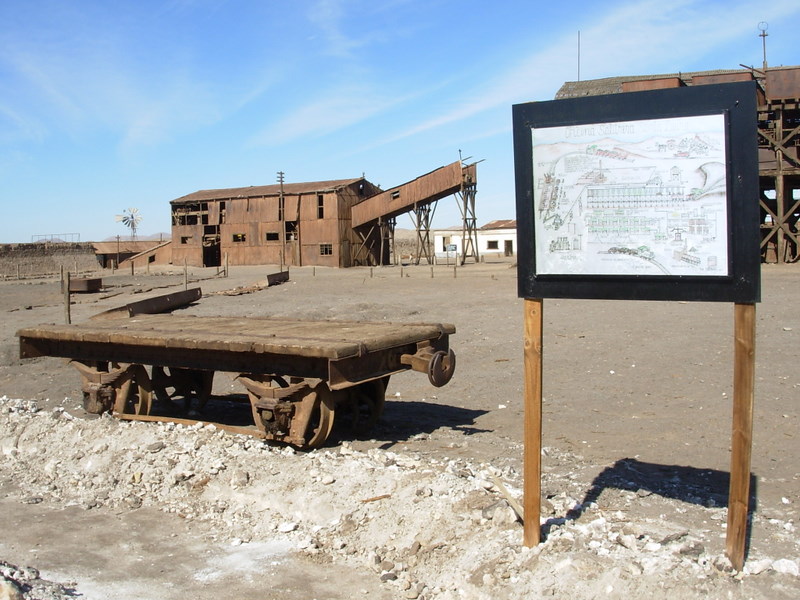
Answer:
304;384;336;449
114;365;153;415
344;377;388;437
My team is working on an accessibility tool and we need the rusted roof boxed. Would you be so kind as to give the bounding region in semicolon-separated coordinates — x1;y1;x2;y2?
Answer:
555;68;758;99
172;178;366;204
481;219;516;230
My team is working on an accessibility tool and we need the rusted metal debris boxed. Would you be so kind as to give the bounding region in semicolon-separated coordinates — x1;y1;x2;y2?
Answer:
17;315;456;449
90;288;202;320
63;277;103;293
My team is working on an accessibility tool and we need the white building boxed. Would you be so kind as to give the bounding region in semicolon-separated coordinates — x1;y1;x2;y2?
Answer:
433;220;517;262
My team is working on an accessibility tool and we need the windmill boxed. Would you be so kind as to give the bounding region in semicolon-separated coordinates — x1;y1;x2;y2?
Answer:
115;208;142;240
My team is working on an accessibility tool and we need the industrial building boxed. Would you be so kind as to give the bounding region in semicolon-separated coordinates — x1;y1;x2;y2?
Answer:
169;161;479;269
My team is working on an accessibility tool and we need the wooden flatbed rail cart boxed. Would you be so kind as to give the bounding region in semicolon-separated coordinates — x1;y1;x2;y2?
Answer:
17;315;456;448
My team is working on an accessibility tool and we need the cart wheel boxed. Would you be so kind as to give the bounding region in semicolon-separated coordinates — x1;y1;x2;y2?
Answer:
305;385;336;449
125;365;153;416
151;367;213;413
345;377;388;437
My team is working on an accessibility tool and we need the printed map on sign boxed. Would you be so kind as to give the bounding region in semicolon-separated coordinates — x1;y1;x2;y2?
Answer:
531;114;729;276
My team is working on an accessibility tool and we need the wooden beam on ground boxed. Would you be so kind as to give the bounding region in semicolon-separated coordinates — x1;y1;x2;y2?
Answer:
726;302;757;571
523;298;543;546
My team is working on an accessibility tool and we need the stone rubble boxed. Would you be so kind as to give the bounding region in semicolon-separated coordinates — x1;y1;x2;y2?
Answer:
1;395;798;599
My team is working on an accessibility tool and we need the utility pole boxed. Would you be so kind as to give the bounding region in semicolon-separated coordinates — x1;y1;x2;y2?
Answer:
758;22;768;71
277;171;285;270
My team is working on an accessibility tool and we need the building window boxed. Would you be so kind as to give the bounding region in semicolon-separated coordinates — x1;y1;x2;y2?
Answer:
180;236;192;244
319;243;333;256
233;233;246;243
317;194;324;219
266;232;280;241
487;240;499;250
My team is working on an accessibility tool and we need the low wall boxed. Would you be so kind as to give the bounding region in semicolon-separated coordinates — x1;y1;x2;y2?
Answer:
0;242;101;279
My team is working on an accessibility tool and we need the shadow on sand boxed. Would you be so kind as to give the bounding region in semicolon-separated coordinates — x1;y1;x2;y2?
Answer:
543;457;757;558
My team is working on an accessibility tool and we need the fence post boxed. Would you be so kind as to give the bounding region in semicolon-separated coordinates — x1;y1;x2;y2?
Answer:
64;272;71;325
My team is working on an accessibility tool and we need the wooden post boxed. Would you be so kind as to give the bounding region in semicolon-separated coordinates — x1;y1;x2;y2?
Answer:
64;271;71;325
523;298;543;546
726;302;756;571
183;259;188;291
130;261;134;276
225;253;229;277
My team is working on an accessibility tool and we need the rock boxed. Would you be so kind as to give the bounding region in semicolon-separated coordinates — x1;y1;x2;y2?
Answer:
278;522;298;533
321;474;335;485
0;577;23;600
772;559;800;576
231;470;249;487
744;558;773;575
147;441;166;453
678;541;705;558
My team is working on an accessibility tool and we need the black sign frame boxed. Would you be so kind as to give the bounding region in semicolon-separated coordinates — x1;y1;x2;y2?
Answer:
513;81;760;303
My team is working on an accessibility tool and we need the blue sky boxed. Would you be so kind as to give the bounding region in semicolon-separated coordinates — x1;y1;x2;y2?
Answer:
1;0;798;242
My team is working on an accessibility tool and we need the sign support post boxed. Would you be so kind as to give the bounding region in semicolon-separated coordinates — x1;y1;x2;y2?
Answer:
727;302;757;570
523;298;543;546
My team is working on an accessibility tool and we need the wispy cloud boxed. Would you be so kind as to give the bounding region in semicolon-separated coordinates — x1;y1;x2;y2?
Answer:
378;0;800;146
307;0;363;58
248;83;410;146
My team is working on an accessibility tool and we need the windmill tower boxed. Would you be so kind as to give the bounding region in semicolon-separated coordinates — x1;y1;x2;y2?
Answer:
115;208;142;240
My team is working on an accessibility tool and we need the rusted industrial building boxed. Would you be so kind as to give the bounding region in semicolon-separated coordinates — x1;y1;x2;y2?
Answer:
556;65;800;264
170;161;479;268
171;178;382;268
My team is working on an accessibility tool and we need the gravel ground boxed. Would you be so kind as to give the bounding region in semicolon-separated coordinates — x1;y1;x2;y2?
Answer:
0;261;798;599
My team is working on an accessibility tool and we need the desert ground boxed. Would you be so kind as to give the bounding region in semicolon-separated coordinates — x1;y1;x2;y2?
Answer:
0;258;797;599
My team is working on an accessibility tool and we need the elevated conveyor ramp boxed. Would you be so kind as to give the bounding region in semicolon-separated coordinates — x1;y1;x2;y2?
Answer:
350;161;478;266
351;161;475;228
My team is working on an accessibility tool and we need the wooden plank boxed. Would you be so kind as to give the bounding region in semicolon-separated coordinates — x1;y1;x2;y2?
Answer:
726;303;756;571
523;298;543;547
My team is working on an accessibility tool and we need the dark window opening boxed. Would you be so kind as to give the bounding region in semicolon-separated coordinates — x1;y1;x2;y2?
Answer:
487;240;499;250
233;233;246;243
266;232;280;241
317;194;324;219
320;243;333;256
285;221;298;241
180;236;191;244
